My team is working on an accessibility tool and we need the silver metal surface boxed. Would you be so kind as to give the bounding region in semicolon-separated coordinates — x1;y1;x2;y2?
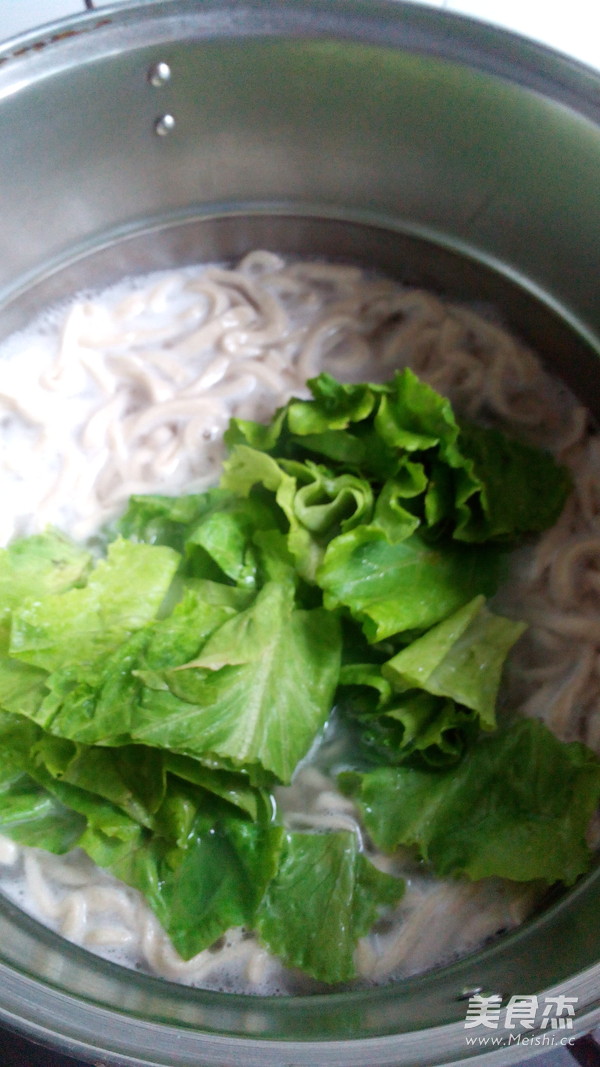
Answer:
0;2;599;1065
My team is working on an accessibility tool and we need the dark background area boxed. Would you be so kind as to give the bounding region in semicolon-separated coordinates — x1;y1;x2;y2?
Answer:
0;1030;93;1067
2;1025;600;1067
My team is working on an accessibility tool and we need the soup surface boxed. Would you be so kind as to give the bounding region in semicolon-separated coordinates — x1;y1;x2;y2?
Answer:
0;251;597;994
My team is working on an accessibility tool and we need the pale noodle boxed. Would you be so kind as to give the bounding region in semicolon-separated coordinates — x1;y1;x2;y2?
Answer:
0;252;597;992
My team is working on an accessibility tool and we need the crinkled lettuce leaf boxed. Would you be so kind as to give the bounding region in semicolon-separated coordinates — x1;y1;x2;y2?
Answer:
183;492;282;588
0;655;48;716
111;491;215;551
340;717;600;884
0;709;281;956
224;369;570;547
31;734;166;828
0;769;86;852
223;445;376;580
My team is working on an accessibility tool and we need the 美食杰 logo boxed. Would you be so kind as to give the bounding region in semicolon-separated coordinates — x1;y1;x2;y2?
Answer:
463;993;577;1049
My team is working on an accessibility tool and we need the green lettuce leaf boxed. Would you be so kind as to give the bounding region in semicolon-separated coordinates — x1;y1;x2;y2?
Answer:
341;688;478;768
287;375;379;434
30;735;166;828
0;530;91;623
223;446;376;581
371;468;427;543
224;370;571;547
0;708;282;957
10;539;180;671
0;770;86;852
112;492;215;551
318;527;502;641
0;711;86;851
455;424;573;542
80;803;284;960
132;581;342;782
382;595;526;728
183;493;282;588
340;717;600;884
0;655;48;717
256;830;404;983
374;368;460;456
163;753;267;821
30;630;151;744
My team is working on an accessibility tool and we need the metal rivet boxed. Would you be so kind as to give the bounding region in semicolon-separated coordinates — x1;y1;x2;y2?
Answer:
154;114;175;137
148;61;171;87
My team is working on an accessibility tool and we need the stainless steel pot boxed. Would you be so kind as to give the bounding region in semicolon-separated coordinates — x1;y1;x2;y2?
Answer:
0;2;599;1064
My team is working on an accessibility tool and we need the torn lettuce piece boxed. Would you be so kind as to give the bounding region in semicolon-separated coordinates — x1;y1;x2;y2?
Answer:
382;595;526;728
287;376;379;435
374;368;461;457
339;685;478;768
8;579;252;744
143;581;253;668
131;581;342;783
9;539;180;671
82;806;284;961
225;374;378;458
131;584;341;785
337;661;478;768
183;493;282;588
0;531;91;629
0;769;86;852
0;713;146;850
0;726;283;962
318;527;502;642
22;580;340;785
0;709;281;957
30;735;166;829
371;467;427;543
372;692;477;767
0;714;82;851
111;491;217;552
30;630;151;744
339;717;600;884
256;829;404;983
0;655;48;718
338;662;395;709
455;424;573;542
224;404;289;453
285;461;373;537
163;753;268;821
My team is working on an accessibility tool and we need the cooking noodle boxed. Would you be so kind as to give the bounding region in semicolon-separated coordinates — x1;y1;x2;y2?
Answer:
0;251;597;992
